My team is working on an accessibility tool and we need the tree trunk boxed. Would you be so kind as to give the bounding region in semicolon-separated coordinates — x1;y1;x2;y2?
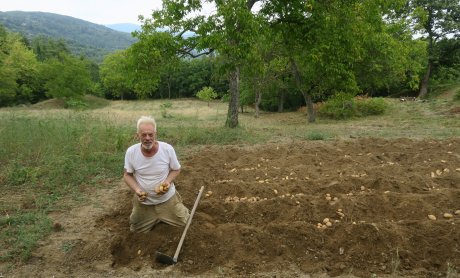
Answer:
418;62;432;98
278;90;284;112
167;75;171;99
302;93;315;122
290;58;315;123
226;67;240;128
254;87;262;118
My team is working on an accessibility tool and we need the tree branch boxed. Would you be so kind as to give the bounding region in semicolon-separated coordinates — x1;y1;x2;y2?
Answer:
178;48;214;58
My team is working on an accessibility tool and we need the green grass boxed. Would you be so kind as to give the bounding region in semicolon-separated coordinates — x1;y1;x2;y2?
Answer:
0;112;130;263
0;90;459;266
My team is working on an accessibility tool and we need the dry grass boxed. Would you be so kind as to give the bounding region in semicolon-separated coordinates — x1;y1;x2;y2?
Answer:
2;93;459;141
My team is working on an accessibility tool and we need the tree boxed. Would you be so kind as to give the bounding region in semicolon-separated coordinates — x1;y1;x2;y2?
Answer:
196;86;218;106
261;0;369;122
30;35;71;62
240;29;291;117
0;26;39;106
128;31;178;98
40;54;92;100
408;0;460;97
100;50;133;99
354;8;427;96
140;0;261;128
260;0;421;121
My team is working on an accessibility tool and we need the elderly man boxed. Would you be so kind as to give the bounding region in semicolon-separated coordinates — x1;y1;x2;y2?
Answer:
123;116;189;233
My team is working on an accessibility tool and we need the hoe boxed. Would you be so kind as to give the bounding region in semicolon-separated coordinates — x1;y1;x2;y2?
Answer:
155;186;205;265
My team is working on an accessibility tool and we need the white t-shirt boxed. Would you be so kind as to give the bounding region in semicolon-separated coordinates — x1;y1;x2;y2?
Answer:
124;141;181;205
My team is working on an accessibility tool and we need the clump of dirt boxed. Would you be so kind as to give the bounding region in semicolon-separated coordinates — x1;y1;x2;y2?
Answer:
6;138;460;278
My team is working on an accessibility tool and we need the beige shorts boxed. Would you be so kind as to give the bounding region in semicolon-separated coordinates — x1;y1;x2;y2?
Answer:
129;192;190;233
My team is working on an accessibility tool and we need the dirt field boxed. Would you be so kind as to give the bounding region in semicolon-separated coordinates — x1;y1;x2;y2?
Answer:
5;137;460;277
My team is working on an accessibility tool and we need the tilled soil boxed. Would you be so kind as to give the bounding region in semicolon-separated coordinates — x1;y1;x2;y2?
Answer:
5;138;460;278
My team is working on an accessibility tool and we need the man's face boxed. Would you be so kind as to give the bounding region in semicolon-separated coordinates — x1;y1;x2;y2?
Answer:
138;123;156;150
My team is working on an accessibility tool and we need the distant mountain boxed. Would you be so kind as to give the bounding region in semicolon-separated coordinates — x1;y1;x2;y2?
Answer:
0;11;137;63
105;23;141;33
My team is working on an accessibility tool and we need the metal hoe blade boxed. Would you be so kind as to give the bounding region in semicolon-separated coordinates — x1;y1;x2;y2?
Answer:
155;251;176;265
155;186;205;265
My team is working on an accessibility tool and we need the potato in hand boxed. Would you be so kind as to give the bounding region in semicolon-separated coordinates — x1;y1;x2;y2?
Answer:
138;191;148;201
155;183;170;195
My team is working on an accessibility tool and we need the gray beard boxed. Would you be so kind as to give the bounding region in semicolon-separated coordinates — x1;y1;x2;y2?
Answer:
142;143;153;150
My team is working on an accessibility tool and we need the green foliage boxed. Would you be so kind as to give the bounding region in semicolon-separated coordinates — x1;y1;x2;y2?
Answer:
30;36;71;62
196;86;218;103
318;92;357;120
409;0;460;40
0;212;52;261
124;32;174;98
0;113;132;262
356;97;388;116
40;54;93;100
306;131;327;141
318;93;388;120
100;50;133;99
64;98;89;110
155;57;228;99
454;89;460;101
0;27;40;106
160;102;174;118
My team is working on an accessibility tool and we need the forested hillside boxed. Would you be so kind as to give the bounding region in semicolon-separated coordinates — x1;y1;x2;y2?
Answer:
0;11;137;62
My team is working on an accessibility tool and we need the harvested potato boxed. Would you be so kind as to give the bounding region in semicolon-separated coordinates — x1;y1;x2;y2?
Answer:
443;213;453;219
428;215;437;221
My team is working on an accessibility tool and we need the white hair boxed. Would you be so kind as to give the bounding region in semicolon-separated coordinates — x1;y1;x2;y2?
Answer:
136;116;157;133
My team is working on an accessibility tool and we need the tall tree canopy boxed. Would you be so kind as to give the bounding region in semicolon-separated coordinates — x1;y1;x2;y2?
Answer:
139;0;261;128
0;25;39;106
408;0;460;97
136;0;427;125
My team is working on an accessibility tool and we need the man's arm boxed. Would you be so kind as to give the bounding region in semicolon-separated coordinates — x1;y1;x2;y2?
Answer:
164;169;180;186
123;170;146;200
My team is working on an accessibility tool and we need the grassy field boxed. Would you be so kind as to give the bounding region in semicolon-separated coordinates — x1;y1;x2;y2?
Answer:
0;89;459;268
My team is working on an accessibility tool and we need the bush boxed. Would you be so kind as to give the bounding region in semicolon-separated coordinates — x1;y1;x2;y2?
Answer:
64;98;89;109
318;93;387;120
196;87;218;105
317;92;356;120
356;97;387;116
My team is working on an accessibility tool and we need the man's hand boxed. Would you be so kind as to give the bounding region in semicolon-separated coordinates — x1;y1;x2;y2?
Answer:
137;191;147;202
154;182;170;195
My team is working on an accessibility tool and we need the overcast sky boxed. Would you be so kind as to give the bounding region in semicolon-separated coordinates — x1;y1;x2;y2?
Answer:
0;0;164;24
